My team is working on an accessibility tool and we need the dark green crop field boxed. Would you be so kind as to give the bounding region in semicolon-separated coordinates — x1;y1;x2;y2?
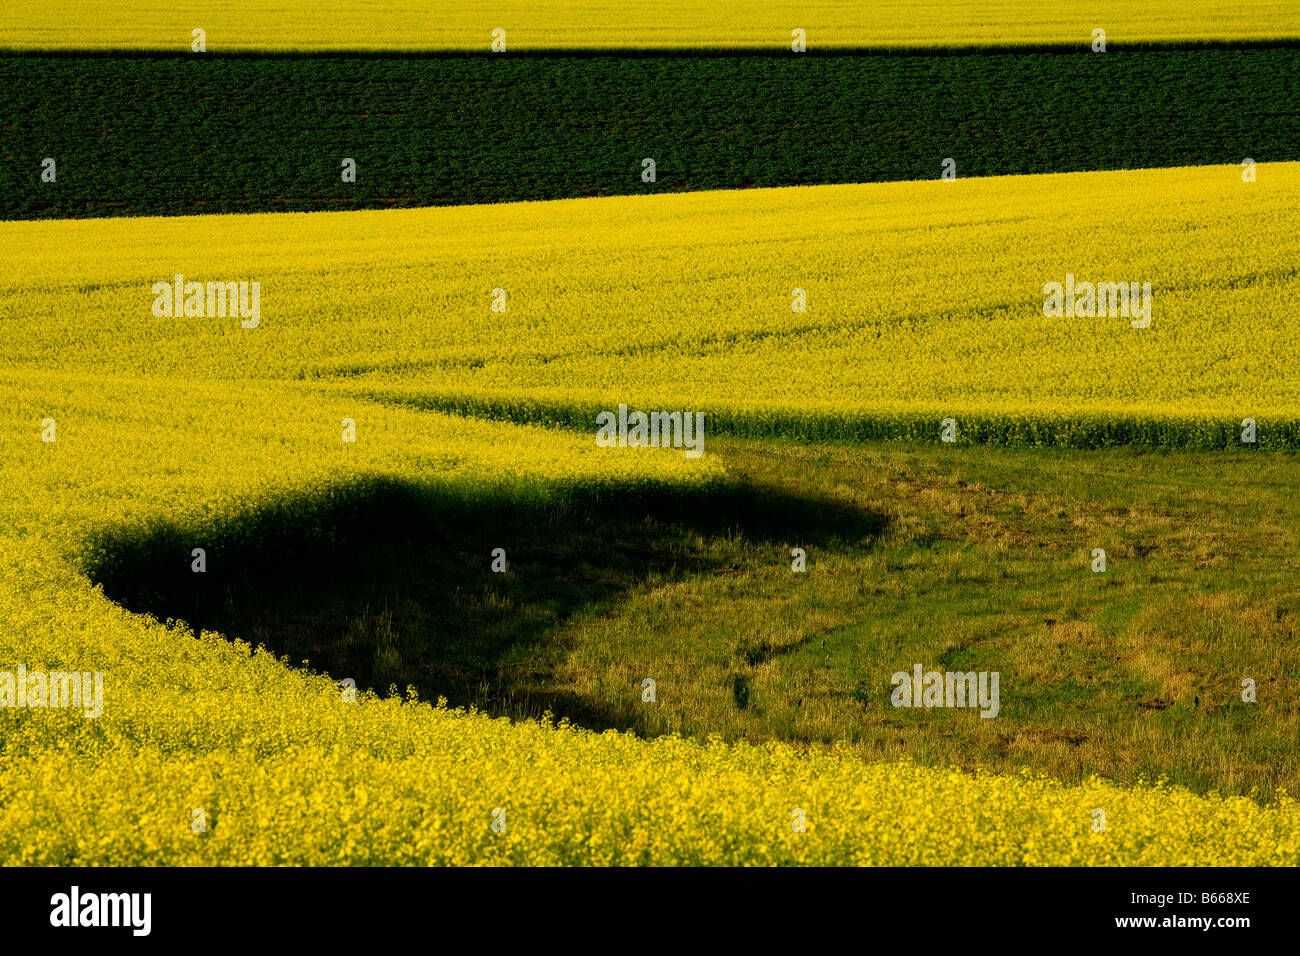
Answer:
2;48;1298;218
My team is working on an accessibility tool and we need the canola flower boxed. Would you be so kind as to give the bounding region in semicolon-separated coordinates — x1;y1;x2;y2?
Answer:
2;168;1299;865
1;1;1298;50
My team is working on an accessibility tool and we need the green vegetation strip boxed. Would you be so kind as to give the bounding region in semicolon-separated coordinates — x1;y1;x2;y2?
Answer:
358;390;1300;451
2;49;1297;218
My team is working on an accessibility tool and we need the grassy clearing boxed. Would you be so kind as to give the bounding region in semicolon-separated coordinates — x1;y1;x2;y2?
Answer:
5;51;1299;218
88;435;1300;800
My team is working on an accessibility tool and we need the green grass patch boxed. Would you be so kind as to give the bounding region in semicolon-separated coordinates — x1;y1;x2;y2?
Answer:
86;437;1300;800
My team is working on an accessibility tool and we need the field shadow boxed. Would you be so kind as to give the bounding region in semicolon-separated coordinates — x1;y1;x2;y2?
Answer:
85;476;886;731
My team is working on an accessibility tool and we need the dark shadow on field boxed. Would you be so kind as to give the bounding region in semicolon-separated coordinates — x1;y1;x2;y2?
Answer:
85;476;885;731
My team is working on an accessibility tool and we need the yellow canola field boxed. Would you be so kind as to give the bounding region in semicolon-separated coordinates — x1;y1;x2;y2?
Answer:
2;165;1300;863
2;379;1291;865
0;369;1294;864
4;163;1298;444
2;1;1298;50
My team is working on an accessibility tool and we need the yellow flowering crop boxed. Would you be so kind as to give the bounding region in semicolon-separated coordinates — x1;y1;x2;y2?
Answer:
2;1;1298;50
5;164;1297;445
1;166;1298;864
